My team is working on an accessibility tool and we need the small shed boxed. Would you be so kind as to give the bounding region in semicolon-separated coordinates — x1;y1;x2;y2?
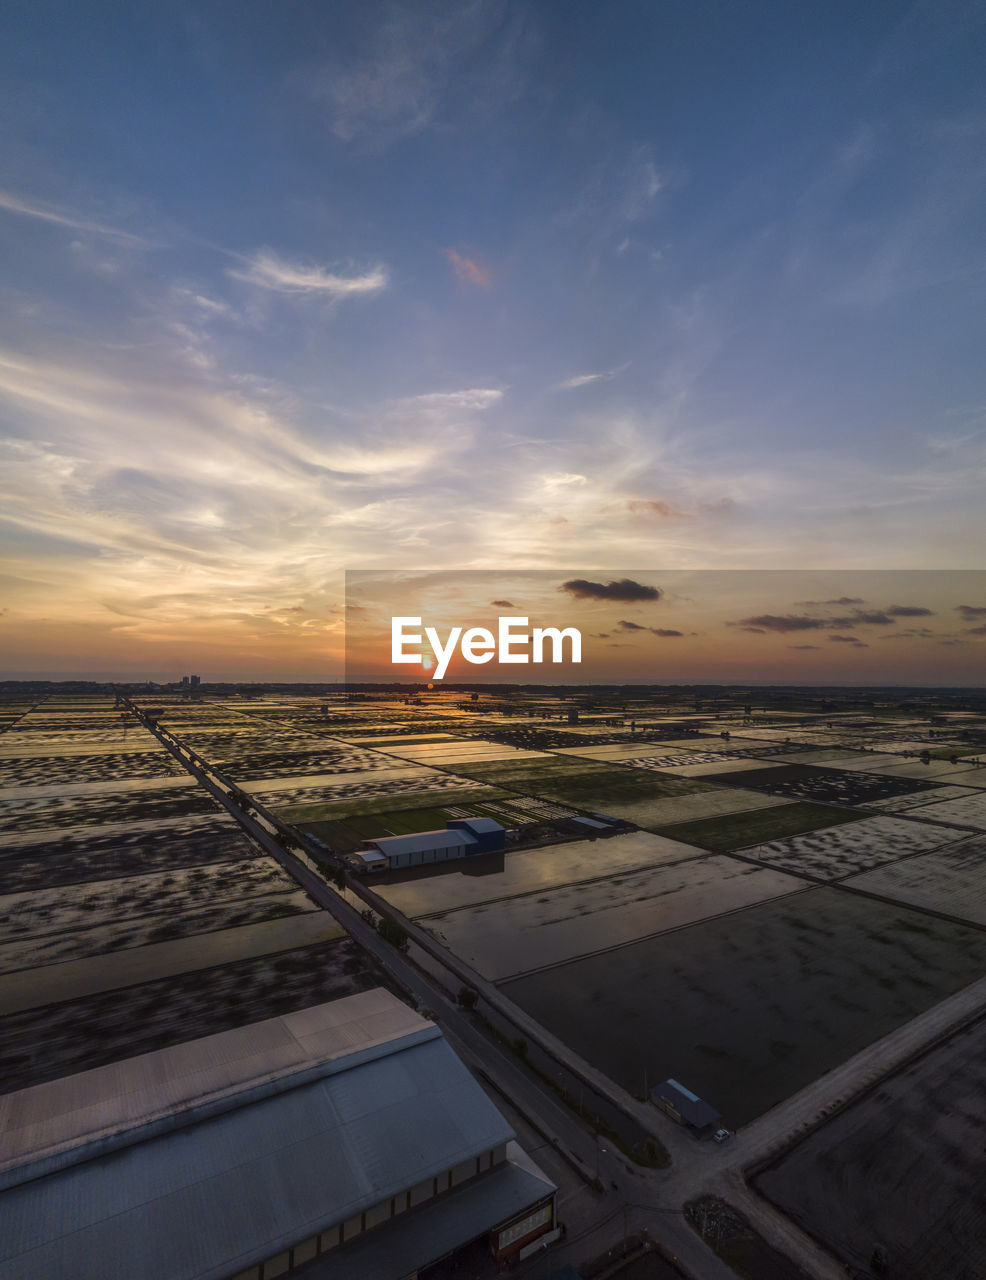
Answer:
651;1078;720;1130
446;817;506;852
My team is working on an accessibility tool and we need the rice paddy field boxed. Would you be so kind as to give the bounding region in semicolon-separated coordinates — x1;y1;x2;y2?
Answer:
6;684;986;1158
501;889;986;1125
0;695;345;1018
296;693;986;1132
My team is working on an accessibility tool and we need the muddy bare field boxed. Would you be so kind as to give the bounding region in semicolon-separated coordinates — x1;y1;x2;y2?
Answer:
0;818;260;893
756;1014;986;1279
0;935;398;1094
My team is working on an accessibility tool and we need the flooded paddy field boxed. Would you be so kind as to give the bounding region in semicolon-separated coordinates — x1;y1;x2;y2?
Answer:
501;888;986;1125
256;764;476;809
0;934;394;1094
0;814;261;891
0;779;219;833
882;789;986;830
0;912;344;1014
860;758;986;782
845;836;986;925
372;740;552;766
425;856;807;981
756;1014;986;1278
866;783;981;812
0;747;188;787
0;858;318;972
375;830;705;919
747;813;967;880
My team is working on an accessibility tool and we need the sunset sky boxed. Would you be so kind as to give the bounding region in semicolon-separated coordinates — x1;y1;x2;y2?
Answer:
347;571;986;685
1;2;985;680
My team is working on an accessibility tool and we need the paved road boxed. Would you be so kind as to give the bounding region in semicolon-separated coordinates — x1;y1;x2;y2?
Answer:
132;703;986;1280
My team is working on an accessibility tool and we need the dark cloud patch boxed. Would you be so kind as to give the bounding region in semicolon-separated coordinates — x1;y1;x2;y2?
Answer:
796;597;864;606
560;578;661;602
617;620;683;638
880;628;936;640
730;608;896;633
938;639;964;646
829;634;868;646
490;599;515;608
789;644;819;650
957;605;986;619
887;605;934;617
730;614;830;632
832;610;895;626
966;624;986;636
590;632;611;638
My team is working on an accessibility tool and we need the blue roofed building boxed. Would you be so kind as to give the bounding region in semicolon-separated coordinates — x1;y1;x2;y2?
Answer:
650;1078;721;1130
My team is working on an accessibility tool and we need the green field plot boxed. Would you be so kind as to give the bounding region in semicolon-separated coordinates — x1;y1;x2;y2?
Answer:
502;888;986;1126
276;783;505;826
608;788;794;830
655;802;863;853
297;795;546;853
449;755;711;809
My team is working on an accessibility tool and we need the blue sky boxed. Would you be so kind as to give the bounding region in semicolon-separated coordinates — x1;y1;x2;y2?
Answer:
1;1;984;678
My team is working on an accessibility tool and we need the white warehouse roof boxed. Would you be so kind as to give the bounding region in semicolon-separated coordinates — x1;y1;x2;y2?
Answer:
368;829;477;856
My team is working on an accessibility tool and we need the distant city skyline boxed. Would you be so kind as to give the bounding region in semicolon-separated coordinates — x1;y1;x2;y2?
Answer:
1;3;985;679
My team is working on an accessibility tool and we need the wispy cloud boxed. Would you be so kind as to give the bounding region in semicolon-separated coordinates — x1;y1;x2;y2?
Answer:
0;187;146;245
557;362;629;391
294;2;536;147
228;250;389;297
442;247;491;287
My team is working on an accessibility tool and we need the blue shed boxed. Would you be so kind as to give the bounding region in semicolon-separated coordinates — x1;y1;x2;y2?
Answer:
446;817;506;853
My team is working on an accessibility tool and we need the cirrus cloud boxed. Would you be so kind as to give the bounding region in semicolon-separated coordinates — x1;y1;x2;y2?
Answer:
228;250;389;297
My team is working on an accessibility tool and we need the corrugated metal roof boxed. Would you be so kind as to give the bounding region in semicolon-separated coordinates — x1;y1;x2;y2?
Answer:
0;989;433;1187
368;830;476;855
1;1036;517;1280
450;818;504;834
295;1144;555;1279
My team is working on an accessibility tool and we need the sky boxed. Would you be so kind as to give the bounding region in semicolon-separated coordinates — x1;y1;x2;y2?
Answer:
1;1;985;681
347;570;986;685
